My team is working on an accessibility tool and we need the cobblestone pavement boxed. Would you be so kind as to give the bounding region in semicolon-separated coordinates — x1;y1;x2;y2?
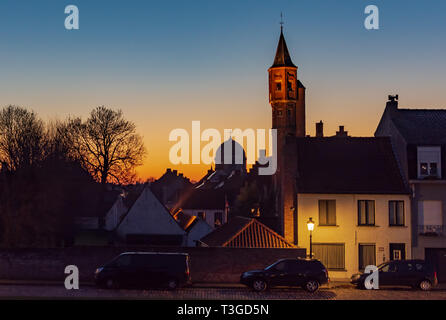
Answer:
0;284;445;300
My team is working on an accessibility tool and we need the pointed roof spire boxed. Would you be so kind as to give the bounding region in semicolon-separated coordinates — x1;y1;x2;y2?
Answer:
271;14;296;68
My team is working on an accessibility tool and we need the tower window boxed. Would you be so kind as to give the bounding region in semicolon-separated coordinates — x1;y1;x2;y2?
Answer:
275;82;282;91
287;81;293;91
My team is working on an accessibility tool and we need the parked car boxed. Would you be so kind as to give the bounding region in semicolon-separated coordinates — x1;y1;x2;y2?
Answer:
240;258;329;293
94;252;192;290
351;259;438;291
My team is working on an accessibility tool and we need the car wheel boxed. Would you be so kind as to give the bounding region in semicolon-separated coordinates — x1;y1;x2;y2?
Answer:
252;279;267;292
304;280;319;293
419;280;432;291
167;279;179;290
105;278;119;289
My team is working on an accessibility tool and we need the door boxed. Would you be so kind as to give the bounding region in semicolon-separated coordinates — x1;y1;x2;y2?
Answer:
378;261;399;286
390;243;406;261
266;260;291;286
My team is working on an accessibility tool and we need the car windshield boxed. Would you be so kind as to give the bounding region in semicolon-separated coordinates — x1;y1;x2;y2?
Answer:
377;262;388;270
264;261;282;270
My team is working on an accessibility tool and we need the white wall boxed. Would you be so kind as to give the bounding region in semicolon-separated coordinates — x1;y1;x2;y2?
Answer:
116;187;186;243
186;220;213;247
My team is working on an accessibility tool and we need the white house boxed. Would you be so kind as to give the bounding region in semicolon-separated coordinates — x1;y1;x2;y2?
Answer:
115;186;186;246
291;136;412;279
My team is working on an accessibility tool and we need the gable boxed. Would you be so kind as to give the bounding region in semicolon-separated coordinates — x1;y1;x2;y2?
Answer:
117;187;185;236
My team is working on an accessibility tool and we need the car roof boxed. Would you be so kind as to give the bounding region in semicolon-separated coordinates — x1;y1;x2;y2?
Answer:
119;252;188;256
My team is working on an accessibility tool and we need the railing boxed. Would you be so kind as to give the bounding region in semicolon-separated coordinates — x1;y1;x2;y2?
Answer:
418;225;445;236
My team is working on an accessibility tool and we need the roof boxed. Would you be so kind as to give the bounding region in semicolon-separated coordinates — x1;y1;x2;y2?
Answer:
178;189;226;210
391;109;446;144
271;30;296;68
172;210;198;232
295;137;410;194
200;216;295;248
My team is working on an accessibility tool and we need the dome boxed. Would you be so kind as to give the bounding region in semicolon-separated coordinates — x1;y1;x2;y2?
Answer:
214;138;247;174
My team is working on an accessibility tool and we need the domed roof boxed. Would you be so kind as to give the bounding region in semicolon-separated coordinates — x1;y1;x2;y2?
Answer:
214;138;247;173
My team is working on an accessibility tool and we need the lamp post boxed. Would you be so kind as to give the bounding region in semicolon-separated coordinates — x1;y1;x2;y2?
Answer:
307;217;315;259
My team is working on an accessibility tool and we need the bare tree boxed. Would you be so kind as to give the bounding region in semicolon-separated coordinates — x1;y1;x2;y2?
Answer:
0;105;44;171
68;106;146;184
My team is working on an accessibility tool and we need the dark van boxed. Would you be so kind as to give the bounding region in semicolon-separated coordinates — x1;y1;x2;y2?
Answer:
94;252;191;290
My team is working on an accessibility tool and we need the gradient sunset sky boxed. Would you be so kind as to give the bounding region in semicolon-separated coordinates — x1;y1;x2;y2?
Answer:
1;0;446;181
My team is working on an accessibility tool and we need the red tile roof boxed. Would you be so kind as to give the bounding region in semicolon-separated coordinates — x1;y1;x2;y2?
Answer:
200;216;294;248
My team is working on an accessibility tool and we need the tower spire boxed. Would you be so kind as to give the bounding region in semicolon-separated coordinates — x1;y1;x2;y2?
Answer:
280;12;284;32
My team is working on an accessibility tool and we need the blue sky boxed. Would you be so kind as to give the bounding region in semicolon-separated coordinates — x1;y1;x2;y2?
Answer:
1;0;445;179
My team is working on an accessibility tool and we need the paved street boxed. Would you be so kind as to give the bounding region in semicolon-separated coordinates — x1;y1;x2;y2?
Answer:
0;284;445;300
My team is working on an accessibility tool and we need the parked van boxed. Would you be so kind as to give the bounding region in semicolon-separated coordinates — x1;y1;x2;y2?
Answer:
94;252;191;290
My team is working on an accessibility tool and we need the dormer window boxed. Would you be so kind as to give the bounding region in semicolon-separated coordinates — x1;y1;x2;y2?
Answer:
417;146;441;179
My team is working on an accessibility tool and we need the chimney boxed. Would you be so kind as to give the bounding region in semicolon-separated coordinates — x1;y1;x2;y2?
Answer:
173;170;178;176
166;168;172;173
179;173;183;178
336;126;348;137
386;94;399;116
316;121;324;137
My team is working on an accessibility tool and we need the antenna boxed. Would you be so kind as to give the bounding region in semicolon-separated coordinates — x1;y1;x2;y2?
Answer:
280;12;284;32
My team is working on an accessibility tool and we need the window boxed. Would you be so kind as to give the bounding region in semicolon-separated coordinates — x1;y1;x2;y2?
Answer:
319;200;336;226
389;201;405;226
418;200;443;235
275;82;282;91
313;243;345;270
358;200;375;226
287;81;293;91
417;146;441;178
197;212;206;220
214;212;223;227
380;262;398;273
390;243;406;260
359;244;376;270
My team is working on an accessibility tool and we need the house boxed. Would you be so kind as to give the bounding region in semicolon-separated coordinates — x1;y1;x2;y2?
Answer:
291;135;412;279
199;216;295;248
150;168;192;210
375;95;446;282
172;210;213;247
74;186;127;245
176;189;229;229
115;185;186;246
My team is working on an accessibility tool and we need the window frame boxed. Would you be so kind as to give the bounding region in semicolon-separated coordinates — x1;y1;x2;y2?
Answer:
389;200;405;226
318;200;337;226
357;200;376;226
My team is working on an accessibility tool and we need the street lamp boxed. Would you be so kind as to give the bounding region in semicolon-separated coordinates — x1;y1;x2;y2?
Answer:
307;217;315;259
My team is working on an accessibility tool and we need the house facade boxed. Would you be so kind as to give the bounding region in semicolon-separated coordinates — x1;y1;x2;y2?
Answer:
292;137;412;279
375;96;446;282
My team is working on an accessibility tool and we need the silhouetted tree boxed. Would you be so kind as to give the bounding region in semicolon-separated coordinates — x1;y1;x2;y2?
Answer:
67;106;146;184
0;106;44;171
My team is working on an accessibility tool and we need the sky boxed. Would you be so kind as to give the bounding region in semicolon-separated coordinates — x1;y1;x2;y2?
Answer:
1;0;446;181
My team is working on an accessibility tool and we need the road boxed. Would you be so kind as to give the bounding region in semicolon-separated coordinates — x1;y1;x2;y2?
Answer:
0;284;445;300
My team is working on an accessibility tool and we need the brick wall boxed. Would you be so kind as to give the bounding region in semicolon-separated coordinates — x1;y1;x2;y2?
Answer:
0;246;306;283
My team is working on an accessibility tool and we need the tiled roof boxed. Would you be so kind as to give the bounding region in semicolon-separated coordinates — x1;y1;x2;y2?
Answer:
271;30;296;68
200;216;294;248
295;137;410;194
392;109;446;144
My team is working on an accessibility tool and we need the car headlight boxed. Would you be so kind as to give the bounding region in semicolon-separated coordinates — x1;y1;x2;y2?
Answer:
95;267;103;274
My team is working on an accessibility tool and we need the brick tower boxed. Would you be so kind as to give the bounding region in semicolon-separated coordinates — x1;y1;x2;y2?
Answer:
268;26;306;244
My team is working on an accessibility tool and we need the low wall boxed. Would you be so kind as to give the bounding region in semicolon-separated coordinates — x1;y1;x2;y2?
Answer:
0;246;306;283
